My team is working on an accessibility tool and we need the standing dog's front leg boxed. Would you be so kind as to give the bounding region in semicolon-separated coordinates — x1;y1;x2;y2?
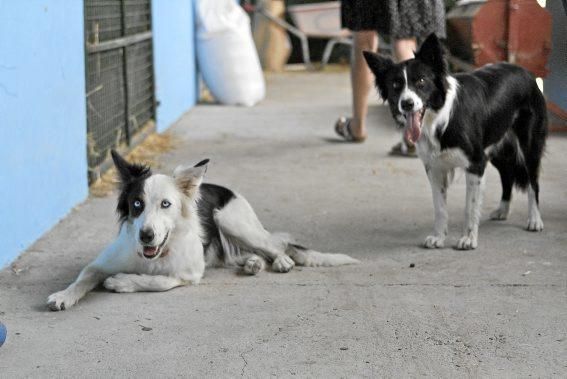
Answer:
103;274;187;293
457;172;485;250
47;265;107;311
424;167;450;248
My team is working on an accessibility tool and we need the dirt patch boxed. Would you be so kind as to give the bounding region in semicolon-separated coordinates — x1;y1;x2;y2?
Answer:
89;132;179;197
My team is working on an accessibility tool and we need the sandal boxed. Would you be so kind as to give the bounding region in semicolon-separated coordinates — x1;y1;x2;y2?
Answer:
335;117;367;143
389;141;417;158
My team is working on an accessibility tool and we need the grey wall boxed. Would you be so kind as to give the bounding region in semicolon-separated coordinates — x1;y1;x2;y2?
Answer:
544;1;567;110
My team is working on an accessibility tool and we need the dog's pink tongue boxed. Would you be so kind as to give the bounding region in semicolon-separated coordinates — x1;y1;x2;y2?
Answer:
404;112;422;144
143;246;158;257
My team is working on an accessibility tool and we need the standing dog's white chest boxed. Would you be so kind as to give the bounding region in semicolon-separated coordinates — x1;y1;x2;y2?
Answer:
415;76;469;171
416;110;470;171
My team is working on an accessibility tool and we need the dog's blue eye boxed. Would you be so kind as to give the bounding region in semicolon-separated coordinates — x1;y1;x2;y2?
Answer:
133;200;143;208
161;200;171;209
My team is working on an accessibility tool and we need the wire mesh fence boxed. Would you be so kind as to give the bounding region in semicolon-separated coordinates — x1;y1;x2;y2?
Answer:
85;0;155;181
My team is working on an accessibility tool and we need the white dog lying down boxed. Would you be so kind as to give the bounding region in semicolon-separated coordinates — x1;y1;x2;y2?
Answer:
47;151;359;311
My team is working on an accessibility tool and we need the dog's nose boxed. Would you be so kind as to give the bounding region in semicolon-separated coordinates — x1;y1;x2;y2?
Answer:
139;229;155;244
401;98;414;112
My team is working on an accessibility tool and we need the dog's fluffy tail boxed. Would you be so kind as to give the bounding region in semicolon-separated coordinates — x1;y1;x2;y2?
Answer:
271;233;359;267
287;243;360;267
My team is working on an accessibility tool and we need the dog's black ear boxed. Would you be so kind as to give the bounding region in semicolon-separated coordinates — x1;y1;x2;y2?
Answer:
194;159;210;168
363;51;394;100
363;51;394;74
111;149;151;185
415;33;446;74
173;159;209;198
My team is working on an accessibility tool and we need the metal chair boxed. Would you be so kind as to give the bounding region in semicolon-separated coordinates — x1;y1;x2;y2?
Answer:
243;0;314;69
244;0;391;69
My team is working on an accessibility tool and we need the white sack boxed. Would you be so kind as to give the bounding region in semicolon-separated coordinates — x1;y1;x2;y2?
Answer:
196;0;266;106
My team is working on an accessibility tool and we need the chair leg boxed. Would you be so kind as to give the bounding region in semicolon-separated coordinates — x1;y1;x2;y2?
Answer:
321;38;339;69
299;34;312;67
322;38;353;69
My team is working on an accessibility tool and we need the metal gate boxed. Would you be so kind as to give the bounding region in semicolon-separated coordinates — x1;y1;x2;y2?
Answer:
85;0;156;181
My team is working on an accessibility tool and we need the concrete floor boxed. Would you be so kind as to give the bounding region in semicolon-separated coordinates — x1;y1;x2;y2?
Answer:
1;71;566;377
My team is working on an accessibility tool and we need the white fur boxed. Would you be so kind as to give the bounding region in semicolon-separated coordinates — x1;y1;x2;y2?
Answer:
527;186;544;231
214;195;296;273
416;75;486;250
243;255;266;275
456;173;485;250
213;195;358;271
47;162;359;311
417;77;467;171
398;68;424;114
423;168;449;248
47;174;205;311
431;76;459;134
416;73;545;248
286;245;360;267
490;200;510;221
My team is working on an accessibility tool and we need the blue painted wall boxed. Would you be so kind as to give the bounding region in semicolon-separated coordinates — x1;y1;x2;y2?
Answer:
152;0;198;132
0;1;199;268
0;1;88;268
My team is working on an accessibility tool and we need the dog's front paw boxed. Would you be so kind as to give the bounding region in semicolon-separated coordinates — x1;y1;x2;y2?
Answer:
243;256;265;275
456;234;478;250
424;235;445;249
104;274;136;293
272;255;295;273
527;216;544;232
47;290;77;311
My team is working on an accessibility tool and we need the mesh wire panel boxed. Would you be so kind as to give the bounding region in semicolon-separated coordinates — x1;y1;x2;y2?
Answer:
86;49;126;168
126;39;154;135
124;0;152;35
85;0;123;43
85;0;155;176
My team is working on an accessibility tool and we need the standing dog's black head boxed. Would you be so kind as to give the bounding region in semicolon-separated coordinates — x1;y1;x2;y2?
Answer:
363;34;448;143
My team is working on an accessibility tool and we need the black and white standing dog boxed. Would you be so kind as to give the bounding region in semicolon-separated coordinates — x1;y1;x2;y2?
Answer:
47;151;358;311
363;34;547;250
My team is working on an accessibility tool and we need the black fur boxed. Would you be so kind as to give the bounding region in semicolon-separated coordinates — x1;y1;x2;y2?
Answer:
194;159;210;168
290;243;308;251
440;63;547;185
197;183;236;251
111;150;152;223
110;150;235;249
363;51;394;102
364;34;547;205
414;34;448;110
364;35;449;126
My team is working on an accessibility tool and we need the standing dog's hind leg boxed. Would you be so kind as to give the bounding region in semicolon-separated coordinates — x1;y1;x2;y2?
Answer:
527;184;544;231
490;157;514;221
